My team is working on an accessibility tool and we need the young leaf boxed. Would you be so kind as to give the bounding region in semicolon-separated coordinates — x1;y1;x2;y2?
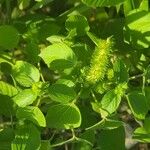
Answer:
0;25;19;49
39;42;77;70
46;103;81;129
47;84;76;103
127;91;148;120
16;106;46;127
13;89;37;107
12;61;40;87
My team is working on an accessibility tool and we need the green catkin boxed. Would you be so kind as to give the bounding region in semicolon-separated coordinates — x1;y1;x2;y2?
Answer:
86;37;113;84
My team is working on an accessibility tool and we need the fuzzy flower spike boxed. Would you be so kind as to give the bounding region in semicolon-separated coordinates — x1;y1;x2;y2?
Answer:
86;36;114;84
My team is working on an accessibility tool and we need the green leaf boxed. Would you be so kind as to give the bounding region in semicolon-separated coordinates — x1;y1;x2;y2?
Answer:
11;124;41;150
100;89;122;116
48;84;76;103
0;25;19;49
82;0;125;7
39;42;77;70
55;79;75;87
133;127;150;143
0;81;18;97
65;15;90;36
46;104;81;129
86;119;123;130
18;0;31;10
124;10;150;49
96;126;125;150
113;59;129;83
143;117;150;133
0;95;16;116
16;106;46;127
127;91;148;119
0;128;15;150
40;140;52;150
12;61;40;87
13;89;37;107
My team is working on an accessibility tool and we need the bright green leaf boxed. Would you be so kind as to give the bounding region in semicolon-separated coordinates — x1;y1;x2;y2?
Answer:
0;81;18;97
100;90;122;116
39;42;77;70
124;10;150;49
13;89;37;107
12;61;40;87
46;104;81;129
16;106;46;127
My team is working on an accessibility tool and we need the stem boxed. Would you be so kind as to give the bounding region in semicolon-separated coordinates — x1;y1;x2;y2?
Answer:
38;62;45;83
75;137;93;147
91;90;98;102
51;137;75;148
142;73;146;96
6;0;11;23
129;74;144;80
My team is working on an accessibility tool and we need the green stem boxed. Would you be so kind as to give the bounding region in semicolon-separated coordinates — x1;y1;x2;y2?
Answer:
6;0;11;23
91;90;98;102
51;137;75;148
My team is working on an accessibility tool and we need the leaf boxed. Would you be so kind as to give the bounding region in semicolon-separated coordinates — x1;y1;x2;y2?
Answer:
133;127;150;143
82;0;125;7
65;15;90;36
11;124;41;150
0;81;18;97
0;95;16;116
12;60;40;87
113;59;129;83
127;91;148;119
96;126;125;150
48;84;76;103
55;79;75;87
86;119;123;130
0;128;15;150
18;0;31;10
124;10;150;49
100;89;122;116
40;140;52;150
16;106;46;127
46;104;81;129
13;89;37;107
39;42;77;70
0;25;19;49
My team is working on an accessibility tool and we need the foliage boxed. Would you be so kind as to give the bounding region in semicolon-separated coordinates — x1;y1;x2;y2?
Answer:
0;0;150;149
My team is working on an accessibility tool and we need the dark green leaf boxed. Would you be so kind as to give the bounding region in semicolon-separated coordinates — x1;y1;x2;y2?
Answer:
48;84;76;103
127;91;148;119
0;25;19;49
46;104;81;129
